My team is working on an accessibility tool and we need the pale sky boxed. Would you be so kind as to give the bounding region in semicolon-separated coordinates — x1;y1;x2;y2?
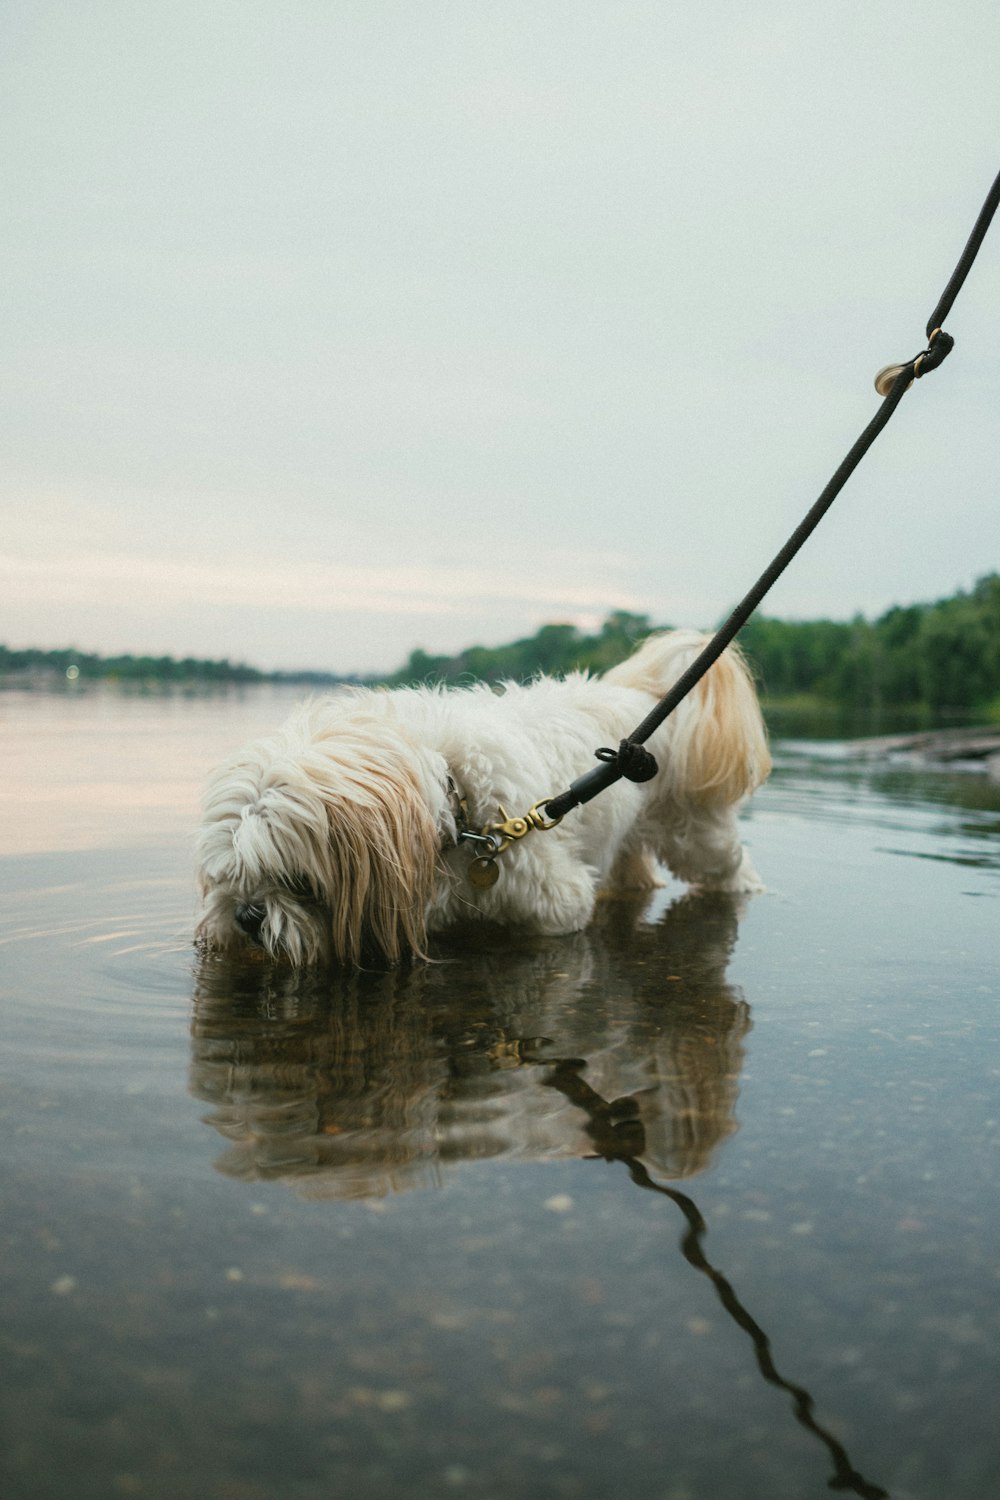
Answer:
2;1;998;674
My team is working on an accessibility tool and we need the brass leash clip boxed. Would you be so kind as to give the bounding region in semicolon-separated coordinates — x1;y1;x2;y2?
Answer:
481;799;561;854
461;798;562;889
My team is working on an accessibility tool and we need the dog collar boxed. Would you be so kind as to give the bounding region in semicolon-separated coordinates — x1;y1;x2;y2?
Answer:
444;775;471;846
445;775;562;889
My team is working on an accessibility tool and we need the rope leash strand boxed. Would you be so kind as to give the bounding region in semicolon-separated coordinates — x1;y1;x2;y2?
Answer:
926;169;1000;337
544;166;1000;823
546;369;913;818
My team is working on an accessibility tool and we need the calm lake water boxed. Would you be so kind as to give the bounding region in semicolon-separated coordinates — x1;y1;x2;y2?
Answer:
2;686;998;1500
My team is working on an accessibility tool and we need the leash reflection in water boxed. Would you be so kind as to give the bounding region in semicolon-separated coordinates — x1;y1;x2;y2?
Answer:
189;890;886;1497
543;1058;889;1500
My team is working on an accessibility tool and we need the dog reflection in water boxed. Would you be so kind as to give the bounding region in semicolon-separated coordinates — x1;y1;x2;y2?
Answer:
191;895;893;1500
189;891;750;1200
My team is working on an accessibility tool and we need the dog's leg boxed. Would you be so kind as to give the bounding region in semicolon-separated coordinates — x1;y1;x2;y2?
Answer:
648;803;763;894
602;842;664;893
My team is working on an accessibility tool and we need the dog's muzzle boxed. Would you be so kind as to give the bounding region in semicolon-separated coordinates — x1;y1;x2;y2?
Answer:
234;903;266;945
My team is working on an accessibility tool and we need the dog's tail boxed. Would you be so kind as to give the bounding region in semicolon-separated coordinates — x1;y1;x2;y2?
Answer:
604;630;771;806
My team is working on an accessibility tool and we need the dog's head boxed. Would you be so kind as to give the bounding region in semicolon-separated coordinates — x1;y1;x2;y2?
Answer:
195;703;442;966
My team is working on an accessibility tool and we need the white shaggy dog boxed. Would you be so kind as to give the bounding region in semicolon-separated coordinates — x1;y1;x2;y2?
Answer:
195;631;771;966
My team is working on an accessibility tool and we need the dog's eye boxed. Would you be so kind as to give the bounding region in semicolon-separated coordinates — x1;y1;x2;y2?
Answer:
283;875;320;905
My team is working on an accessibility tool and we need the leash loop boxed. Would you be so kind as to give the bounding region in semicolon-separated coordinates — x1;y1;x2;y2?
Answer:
916;326;954;375
597;740;659;782
874;326;955;397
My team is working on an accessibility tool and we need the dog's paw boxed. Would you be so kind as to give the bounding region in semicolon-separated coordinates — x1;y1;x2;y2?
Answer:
710;852;765;894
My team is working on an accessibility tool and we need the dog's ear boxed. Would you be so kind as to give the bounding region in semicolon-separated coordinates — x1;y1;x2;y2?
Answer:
319;756;439;966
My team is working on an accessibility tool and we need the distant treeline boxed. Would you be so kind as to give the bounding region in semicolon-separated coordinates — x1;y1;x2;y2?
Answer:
386;573;1000;718
383;610;664;688
0;645;353;688
741;572;1000;715
5;573;998;716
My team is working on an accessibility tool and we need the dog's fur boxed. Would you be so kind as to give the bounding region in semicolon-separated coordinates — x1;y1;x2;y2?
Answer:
195;630;771;966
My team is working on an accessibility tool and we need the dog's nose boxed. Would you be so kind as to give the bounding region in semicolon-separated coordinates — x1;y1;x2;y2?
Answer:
234;903;266;944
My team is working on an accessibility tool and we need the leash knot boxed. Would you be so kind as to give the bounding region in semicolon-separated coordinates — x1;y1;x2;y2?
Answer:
915;326;954;377
596;739;659;783
874;326;955;396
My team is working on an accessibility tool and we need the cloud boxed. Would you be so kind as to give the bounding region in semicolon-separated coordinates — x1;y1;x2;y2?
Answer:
0;550;651;623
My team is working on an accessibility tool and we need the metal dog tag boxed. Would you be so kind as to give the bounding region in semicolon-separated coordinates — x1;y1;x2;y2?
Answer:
468;856;500;889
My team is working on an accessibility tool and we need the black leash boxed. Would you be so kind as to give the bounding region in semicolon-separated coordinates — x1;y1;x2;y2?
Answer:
544;167;1000;823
